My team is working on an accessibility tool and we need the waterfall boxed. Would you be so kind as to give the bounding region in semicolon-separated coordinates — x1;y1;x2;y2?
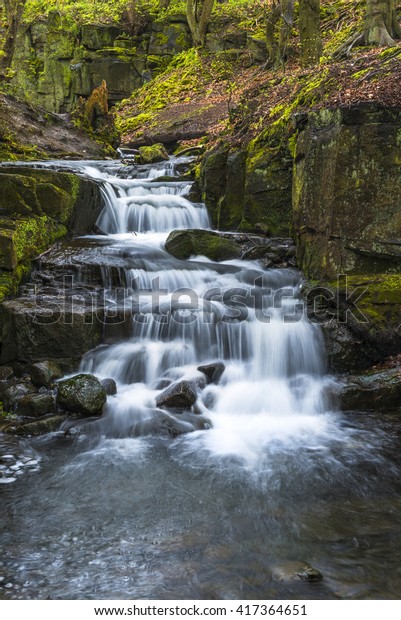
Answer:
68;157;335;465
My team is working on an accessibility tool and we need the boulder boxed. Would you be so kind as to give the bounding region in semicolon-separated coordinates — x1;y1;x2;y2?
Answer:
156;380;197;410
165;229;241;262
138;144;169;164
16;393;55;418
29;360;62;388
197;362;225;384
57;373;107;417
1;295;104;365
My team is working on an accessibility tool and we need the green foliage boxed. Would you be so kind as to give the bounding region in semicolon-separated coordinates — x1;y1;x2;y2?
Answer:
0;402;16;421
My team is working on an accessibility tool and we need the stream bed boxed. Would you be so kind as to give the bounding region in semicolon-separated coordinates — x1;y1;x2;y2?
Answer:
1;159;401;600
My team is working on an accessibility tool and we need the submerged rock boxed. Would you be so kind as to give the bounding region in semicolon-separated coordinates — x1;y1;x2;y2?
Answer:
57;373;107;417
156;380;197;410
29;360;62;388
271;561;323;583
197;362;225;384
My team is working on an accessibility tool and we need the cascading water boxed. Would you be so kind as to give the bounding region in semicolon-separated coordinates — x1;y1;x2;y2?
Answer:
73;159;331;460
2;158;401;600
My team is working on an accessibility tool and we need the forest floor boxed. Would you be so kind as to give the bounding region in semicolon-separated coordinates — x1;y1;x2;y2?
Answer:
116;42;401;151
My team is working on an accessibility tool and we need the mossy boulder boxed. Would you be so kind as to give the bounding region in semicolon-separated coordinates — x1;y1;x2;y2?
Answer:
57;373;107;417
138;143;169;164
165;230;242;261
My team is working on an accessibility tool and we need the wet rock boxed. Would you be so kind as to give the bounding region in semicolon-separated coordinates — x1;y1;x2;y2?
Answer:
337;367;401;411
156;380;197;410
16;393;55;418
165;229;242;262
29;360;62;388
7;415;67;437
272;561;323;583
197;362;225;384
1;296;104;364
0;366;13;381
57;373;107;417
0;382;35;409
100;378;117;396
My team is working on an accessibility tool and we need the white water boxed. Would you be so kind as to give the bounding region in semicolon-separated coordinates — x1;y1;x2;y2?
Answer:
66;158;338;467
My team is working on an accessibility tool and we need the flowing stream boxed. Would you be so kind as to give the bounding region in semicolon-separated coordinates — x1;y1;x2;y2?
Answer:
1;158;401;600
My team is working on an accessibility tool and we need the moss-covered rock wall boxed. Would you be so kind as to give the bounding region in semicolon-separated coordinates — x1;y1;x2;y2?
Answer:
0;167;102;302
293;104;401;279
9;12;192;113
200;124;293;235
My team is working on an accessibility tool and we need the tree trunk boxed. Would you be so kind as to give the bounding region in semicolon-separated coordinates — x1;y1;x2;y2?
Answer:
265;0;294;68
363;0;400;46
299;0;322;66
1;0;27;73
186;0;215;47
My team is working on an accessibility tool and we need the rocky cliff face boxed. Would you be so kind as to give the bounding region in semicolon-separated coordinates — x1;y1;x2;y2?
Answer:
10;12;192;113
293;104;401;280
0;166;102;303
